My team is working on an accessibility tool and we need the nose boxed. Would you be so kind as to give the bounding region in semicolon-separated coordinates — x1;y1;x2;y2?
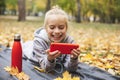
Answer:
54;28;60;33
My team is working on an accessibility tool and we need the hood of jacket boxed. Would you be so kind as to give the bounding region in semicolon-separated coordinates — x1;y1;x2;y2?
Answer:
34;27;50;43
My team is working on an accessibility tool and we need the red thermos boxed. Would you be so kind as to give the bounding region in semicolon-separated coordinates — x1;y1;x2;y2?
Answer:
11;34;22;72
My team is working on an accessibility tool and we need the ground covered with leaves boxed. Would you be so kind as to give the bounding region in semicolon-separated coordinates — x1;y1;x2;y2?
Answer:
0;16;120;76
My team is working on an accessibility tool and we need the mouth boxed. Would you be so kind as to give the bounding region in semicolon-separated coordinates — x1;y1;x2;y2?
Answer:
52;34;62;41
53;35;62;40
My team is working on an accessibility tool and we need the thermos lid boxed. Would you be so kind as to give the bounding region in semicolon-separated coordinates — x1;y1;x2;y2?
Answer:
14;34;21;40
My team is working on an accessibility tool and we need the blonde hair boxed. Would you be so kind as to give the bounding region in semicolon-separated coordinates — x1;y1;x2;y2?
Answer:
44;5;68;28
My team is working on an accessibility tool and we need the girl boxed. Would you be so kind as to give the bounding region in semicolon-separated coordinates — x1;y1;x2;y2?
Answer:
32;6;80;73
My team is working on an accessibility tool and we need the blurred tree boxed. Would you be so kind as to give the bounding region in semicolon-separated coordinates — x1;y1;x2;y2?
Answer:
85;0;120;23
79;0;109;23
26;0;33;16
2;0;120;23
80;0;90;22
0;0;6;15
34;0;46;12
18;0;26;21
76;0;81;23
115;0;120;23
5;0;17;15
56;0;77;21
26;0;46;16
53;0;81;23
45;0;51;12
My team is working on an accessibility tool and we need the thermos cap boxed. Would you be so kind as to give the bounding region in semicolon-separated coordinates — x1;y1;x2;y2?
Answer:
14;34;21;40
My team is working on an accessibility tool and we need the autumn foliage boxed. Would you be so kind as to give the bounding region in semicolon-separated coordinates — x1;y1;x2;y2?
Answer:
0;17;120;76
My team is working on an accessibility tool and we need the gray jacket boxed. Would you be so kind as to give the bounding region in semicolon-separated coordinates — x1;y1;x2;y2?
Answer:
32;27;78;72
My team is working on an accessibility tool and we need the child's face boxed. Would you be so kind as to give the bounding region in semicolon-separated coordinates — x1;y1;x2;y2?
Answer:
46;14;67;43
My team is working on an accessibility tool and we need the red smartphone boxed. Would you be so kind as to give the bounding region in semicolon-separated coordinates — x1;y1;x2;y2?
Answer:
50;43;79;54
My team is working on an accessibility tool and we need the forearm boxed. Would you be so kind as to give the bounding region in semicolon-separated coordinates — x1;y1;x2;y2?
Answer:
38;56;56;71
64;55;79;72
33;48;56;72
33;39;56;72
68;58;78;71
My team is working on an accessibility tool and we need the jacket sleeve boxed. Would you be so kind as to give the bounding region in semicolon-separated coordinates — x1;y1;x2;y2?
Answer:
64;54;79;72
33;38;56;71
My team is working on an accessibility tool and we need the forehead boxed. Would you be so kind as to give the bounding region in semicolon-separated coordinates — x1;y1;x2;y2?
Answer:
47;14;67;23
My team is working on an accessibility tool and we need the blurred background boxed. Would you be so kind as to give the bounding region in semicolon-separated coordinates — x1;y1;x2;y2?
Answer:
0;0;120;76
0;0;120;23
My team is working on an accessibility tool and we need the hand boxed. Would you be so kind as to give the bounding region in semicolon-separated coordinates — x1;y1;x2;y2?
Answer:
46;49;61;61
70;48;80;60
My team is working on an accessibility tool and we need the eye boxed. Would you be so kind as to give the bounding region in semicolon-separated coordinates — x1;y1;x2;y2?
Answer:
49;25;55;29
59;25;65;29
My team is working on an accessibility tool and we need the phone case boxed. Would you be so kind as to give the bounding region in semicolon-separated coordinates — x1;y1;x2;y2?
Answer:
50;43;79;54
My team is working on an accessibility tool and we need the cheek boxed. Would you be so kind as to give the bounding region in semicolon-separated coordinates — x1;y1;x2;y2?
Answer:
62;29;67;34
46;29;53;36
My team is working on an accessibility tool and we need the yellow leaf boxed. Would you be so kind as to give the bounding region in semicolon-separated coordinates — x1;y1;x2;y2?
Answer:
72;77;80;80
54;77;62;80
34;66;45;72
54;71;80;80
4;66;11;72
4;66;30;80
105;63;114;69
63;71;71;78
107;54;114;60
83;53;94;61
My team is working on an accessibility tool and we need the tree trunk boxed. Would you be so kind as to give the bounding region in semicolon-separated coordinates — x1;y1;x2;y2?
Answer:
0;0;6;15
76;0;81;23
18;0;26;21
45;0;51;12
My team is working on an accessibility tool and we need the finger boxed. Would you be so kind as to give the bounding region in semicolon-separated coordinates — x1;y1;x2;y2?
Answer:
49;51;61;60
49;50;59;56
77;48;81;54
72;52;78;57
71;49;80;58
72;49;80;55
45;49;50;54
54;51;61;58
